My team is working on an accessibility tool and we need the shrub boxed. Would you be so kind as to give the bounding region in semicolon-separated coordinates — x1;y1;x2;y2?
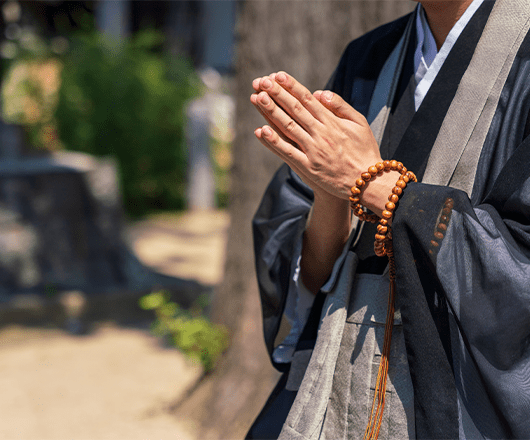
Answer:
54;31;200;217
139;290;229;372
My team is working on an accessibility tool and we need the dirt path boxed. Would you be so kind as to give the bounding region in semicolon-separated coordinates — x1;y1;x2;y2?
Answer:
0;210;229;440
126;210;229;286
0;325;202;440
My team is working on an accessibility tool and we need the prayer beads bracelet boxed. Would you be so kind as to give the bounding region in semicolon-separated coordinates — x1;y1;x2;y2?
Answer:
349;160;417;257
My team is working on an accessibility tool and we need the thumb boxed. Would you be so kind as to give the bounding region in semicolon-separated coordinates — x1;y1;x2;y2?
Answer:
314;90;366;125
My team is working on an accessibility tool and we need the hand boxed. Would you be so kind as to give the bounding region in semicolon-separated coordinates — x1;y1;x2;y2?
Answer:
250;72;399;215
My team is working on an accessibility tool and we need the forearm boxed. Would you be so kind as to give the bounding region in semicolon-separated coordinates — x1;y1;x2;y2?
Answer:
300;192;351;295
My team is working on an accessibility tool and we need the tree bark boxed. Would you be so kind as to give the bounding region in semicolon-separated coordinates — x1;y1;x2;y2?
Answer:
174;2;415;439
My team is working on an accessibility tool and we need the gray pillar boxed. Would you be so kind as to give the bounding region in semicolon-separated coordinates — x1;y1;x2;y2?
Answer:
202;1;235;72
95;0;130;39
186;98;215;210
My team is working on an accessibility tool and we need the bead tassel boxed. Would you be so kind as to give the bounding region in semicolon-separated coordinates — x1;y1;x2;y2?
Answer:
351;162;417;440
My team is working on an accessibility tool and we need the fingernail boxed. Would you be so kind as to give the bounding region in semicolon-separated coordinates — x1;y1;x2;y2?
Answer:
263;126;272;137
262;78;272;89
277;73;286;83
260;94;270;105
322;91;333;101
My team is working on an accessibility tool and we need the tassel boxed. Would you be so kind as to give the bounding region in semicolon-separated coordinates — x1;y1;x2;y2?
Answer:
364;241;396;440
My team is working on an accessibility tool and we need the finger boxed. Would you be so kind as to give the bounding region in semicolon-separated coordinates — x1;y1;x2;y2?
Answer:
254;125;332;196
272;72;328;123
251;93;300;148
258;75;320;135
253;72;278;92
252;77;263;92
255;127;315;189
313;90;367;125
254;125;310;171
254;89;313;149
254;127;324;197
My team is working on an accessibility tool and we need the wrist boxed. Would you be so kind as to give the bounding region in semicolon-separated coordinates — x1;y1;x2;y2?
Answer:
313;189;350;209
360;171;401;217
302;189;351;295
312;190;351;228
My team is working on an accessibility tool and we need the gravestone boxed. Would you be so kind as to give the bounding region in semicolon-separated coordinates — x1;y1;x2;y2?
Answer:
0;135;202;324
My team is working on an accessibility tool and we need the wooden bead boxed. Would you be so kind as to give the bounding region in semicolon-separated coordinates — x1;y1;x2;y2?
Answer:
382;210;393;219
440;215;449;223
356;178;365;188
368;166;378;176
375;233;386;242
396;179;407;189
430;240;439;247
380;219;388;226
437;223;447;232
351;186;361;195
392;186;402;196
385;202;395;211
397;162;404;172
355;208;364;217
401;175;410;183
445;199;454;209
377;225;388;234
405;171;416;181
434;231;444;240
375;247;386;257
376;162;385;172
349;196;360;204
389;194;399;203
401;166;407;175
390;160;398;170
361;172;372;181
383;160;391;170
442;206;452;215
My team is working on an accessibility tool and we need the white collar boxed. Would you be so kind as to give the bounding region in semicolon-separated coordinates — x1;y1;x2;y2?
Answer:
413;0;485;111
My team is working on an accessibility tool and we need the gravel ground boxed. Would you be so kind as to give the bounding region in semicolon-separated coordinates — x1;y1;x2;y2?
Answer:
0;210;229;440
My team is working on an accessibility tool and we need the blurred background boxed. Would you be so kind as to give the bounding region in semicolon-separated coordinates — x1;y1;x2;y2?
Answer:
0;1;414;439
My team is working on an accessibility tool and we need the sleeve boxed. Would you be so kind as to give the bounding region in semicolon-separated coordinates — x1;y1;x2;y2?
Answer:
253;163;360;369
272;246;315;365
252;164;313;369
390;136;530;438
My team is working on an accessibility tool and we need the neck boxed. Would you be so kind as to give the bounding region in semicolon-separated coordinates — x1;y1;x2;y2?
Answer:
419;0;474;49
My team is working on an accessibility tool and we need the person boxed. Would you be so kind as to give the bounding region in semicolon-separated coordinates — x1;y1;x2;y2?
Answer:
249;0;530;438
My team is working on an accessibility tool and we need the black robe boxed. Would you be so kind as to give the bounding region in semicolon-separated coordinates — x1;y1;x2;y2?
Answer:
253;2;530;438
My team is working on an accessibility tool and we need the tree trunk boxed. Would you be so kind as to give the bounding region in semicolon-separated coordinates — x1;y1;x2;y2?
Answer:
174;2;415;439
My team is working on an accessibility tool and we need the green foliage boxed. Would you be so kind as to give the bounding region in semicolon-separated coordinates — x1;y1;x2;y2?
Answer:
54;31;200;217
139;290;229;372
